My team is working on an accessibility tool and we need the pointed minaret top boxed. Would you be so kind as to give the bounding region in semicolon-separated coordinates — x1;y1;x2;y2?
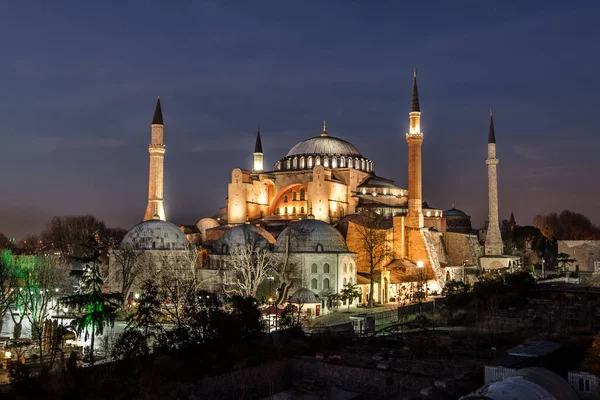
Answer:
152;96;163;125
411;69;420;113
488;108;496;144
321;120;328;136
509;211;516;225
254;126;263;153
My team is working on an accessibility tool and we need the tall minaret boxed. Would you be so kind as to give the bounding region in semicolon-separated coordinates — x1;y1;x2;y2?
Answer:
484;109;503;255
252;126;264;173
143;97;166;221
405;69;424;229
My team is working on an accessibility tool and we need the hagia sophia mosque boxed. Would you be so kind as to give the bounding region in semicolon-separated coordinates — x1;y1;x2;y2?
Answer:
110;71;519;316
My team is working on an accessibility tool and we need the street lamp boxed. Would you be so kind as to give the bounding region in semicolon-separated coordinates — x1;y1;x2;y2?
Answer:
417;261;424;314
268;297;273;332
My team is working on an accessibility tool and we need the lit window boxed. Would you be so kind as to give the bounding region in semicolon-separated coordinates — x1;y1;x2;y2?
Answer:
292;192;297;201
426;211;431;217
316;244;323;252
301;206;305;214
292;207;296;214
308;157;313;168
284;195;288;203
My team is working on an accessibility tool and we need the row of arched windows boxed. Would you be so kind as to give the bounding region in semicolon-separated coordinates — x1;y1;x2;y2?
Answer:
276;206;305;215
310;263;330;274
283;188;306;203
343;263;354;273
276;156;374;172
310;278;330;290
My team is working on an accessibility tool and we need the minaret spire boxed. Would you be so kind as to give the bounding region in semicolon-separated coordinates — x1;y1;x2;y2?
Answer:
488;108;496;144
411;68;420;112
252;125;264;173
485;108;503;255
406;69;424;230
144;97;167;221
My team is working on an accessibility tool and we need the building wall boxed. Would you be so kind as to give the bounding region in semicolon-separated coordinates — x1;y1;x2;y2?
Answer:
445;232;483;266
558;240;600;272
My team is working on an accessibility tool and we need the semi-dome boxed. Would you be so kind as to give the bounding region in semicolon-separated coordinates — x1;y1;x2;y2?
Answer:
274;219;349;253
121;220;189;250
286;135;363;158
214;224;275;254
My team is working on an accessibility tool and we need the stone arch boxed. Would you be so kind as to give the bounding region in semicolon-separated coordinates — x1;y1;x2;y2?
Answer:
268;183;307;215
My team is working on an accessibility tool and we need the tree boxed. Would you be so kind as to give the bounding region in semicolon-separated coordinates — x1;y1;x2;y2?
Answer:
557;252;577;274
16;255;67;374
278;304;299;329
585;333;600;379
350;212;395;307
223;244;276;298
534;210;600;241
340;283;360;312
114;279;163;359
0;250;19;334
61;239;122;365
0;233;14;250
110;246;146;306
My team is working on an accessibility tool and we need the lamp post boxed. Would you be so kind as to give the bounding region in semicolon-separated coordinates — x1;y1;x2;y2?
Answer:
268;297;273;332
541;257;545;278
267;276;275;331
417;261;424;314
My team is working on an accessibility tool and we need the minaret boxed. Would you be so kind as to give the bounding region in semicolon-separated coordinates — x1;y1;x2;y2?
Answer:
405;69;424;229
252;126;264;173
143;97;166;221
485;109;503;255
321;120;328;136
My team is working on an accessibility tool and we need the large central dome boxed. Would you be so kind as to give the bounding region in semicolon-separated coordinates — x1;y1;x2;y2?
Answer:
286;135;363;158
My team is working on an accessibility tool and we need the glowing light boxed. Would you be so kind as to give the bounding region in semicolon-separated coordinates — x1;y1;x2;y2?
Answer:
134;293;140;299
63;307;68;314
4;351;11;359
268;297;273;302
417;261;424;269
54;288;59;293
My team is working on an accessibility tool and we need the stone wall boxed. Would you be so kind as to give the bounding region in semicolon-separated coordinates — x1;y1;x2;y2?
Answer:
445;232;482;266
558;240;600;272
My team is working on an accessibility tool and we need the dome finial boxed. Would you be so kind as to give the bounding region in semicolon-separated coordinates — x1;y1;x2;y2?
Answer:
452;203;455;209
321;120;328;136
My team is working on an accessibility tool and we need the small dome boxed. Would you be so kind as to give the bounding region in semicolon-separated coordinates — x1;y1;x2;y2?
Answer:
121;220;189;250
286;135;362;158
289;288;320;304
444;206;468;217
274;219;349;253
214;224;275;254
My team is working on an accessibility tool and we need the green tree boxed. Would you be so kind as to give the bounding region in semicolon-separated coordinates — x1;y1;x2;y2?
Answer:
278;304;299;329
61;240;122;365
340;283;360;312
0;250;19;334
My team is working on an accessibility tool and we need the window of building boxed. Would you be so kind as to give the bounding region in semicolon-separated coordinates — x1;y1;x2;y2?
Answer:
308;156;313;168
315;156;321;166
292;191;297;201
311;263;318;273
293;157;298;169
340;208;345;218
349;278;353;285
349;263;353;272
323;278;330;289
292;207;296;214
343;263;347;273
343;277;347;285
579;378;591;392
323;157;329;167
348;158;353;168
323;263;330;273
300;188;305;200
284;207;288;214
316;244;323;252
340;157;345;167
286;159;291;169
300;157;305;169
332;157;337;168
311;278;318;290
300;206;305;214
276;207;280;214
283;195;288;203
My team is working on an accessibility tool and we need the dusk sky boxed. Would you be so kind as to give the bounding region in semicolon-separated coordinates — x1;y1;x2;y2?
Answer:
1;1;599;239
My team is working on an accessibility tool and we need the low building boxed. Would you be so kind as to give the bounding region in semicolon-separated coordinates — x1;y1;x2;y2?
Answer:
558;240;600;273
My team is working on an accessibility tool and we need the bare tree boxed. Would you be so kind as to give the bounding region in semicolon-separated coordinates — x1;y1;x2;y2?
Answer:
110;246;146;305
350;212;395;307
224;245;276;298
0;250;19;334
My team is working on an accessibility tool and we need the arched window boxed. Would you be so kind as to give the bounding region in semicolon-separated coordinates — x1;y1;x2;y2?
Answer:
323;156;329;167
343;277;347;285
300;157;305;169
300;206;305;214
355;158;360;169
343;263;347;273
292;206;296;214
284;195;288;203
349;263;354;272
222;245;228;254
308;156;313;168
300;188;305;200
348;158;353;168
340;208;345;218
276;207;280;214
332;157;337;168
323;263;330;273
286;159;291;169
284;207;288;214
293;157;298;169
340;157;345;167
311;263;318;273
349;278;353;285
315;156;321;166
323;278;330;289
292;191;297;201
316;244;323;252
311;278;318;290
446;270;451;281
